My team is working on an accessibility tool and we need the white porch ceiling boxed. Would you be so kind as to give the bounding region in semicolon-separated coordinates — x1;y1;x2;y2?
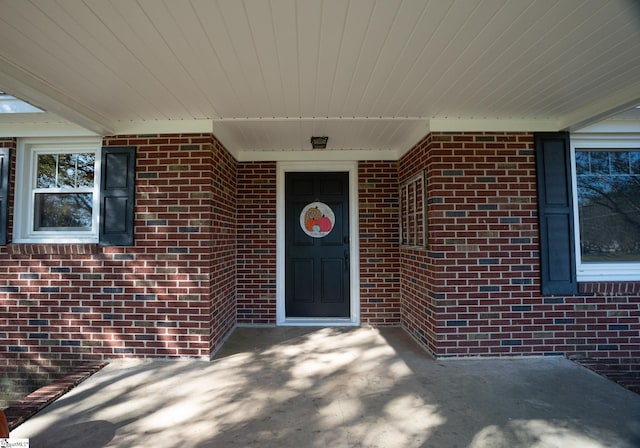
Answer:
0;0;639;160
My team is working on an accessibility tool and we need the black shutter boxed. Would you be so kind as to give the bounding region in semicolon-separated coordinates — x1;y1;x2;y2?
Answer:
535;132;577;295
0;148;10;245
99;146;135;246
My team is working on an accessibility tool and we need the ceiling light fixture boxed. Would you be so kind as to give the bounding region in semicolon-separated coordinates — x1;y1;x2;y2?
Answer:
310;136;328;149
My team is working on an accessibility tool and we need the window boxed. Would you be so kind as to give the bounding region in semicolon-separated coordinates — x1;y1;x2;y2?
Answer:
572;136;640;281
15;137;101;243
399;171;427;247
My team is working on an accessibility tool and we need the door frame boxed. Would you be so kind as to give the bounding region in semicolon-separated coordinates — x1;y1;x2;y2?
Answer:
276;161;360;326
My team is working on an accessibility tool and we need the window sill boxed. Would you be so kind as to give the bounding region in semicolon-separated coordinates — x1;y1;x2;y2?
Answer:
577;264;640;283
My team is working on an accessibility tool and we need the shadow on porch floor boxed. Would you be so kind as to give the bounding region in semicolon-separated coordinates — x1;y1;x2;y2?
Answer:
8;327;640;447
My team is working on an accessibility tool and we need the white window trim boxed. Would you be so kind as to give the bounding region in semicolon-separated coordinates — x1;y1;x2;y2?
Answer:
571;133;640;281
14;137;102;244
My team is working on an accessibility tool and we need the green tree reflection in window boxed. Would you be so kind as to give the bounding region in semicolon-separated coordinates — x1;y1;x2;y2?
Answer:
34;153;95;230
576;150;640;262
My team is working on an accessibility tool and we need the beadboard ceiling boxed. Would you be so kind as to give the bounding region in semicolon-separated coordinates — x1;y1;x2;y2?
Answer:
0;0;639;160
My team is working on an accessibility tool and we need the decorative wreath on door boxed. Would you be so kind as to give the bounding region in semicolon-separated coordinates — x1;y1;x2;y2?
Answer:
300;202;335;238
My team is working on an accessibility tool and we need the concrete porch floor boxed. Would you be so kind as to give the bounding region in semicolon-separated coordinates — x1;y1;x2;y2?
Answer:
10;327;640;448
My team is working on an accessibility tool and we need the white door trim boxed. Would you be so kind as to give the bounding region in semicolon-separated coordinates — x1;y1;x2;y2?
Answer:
276;161;360;326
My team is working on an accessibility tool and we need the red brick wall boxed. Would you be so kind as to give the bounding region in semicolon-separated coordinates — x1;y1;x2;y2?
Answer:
208;137;238;353
2;130;638;382
0;134;236;372
235;162;402;325
236;162;277;324
398;134;439;353
399;132;640;368
359;162;401;325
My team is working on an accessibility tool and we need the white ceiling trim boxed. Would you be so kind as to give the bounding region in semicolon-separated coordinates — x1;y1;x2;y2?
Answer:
237;148;399;163
0;121;98;138
575;120;640;134
210;116;429;122
559;79;640;132
5;112;636;162
113;119;214;136
428;118;560;133
0;55;114;135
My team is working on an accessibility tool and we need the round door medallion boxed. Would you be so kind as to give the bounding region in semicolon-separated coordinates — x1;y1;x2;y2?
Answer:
300;202;335;238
